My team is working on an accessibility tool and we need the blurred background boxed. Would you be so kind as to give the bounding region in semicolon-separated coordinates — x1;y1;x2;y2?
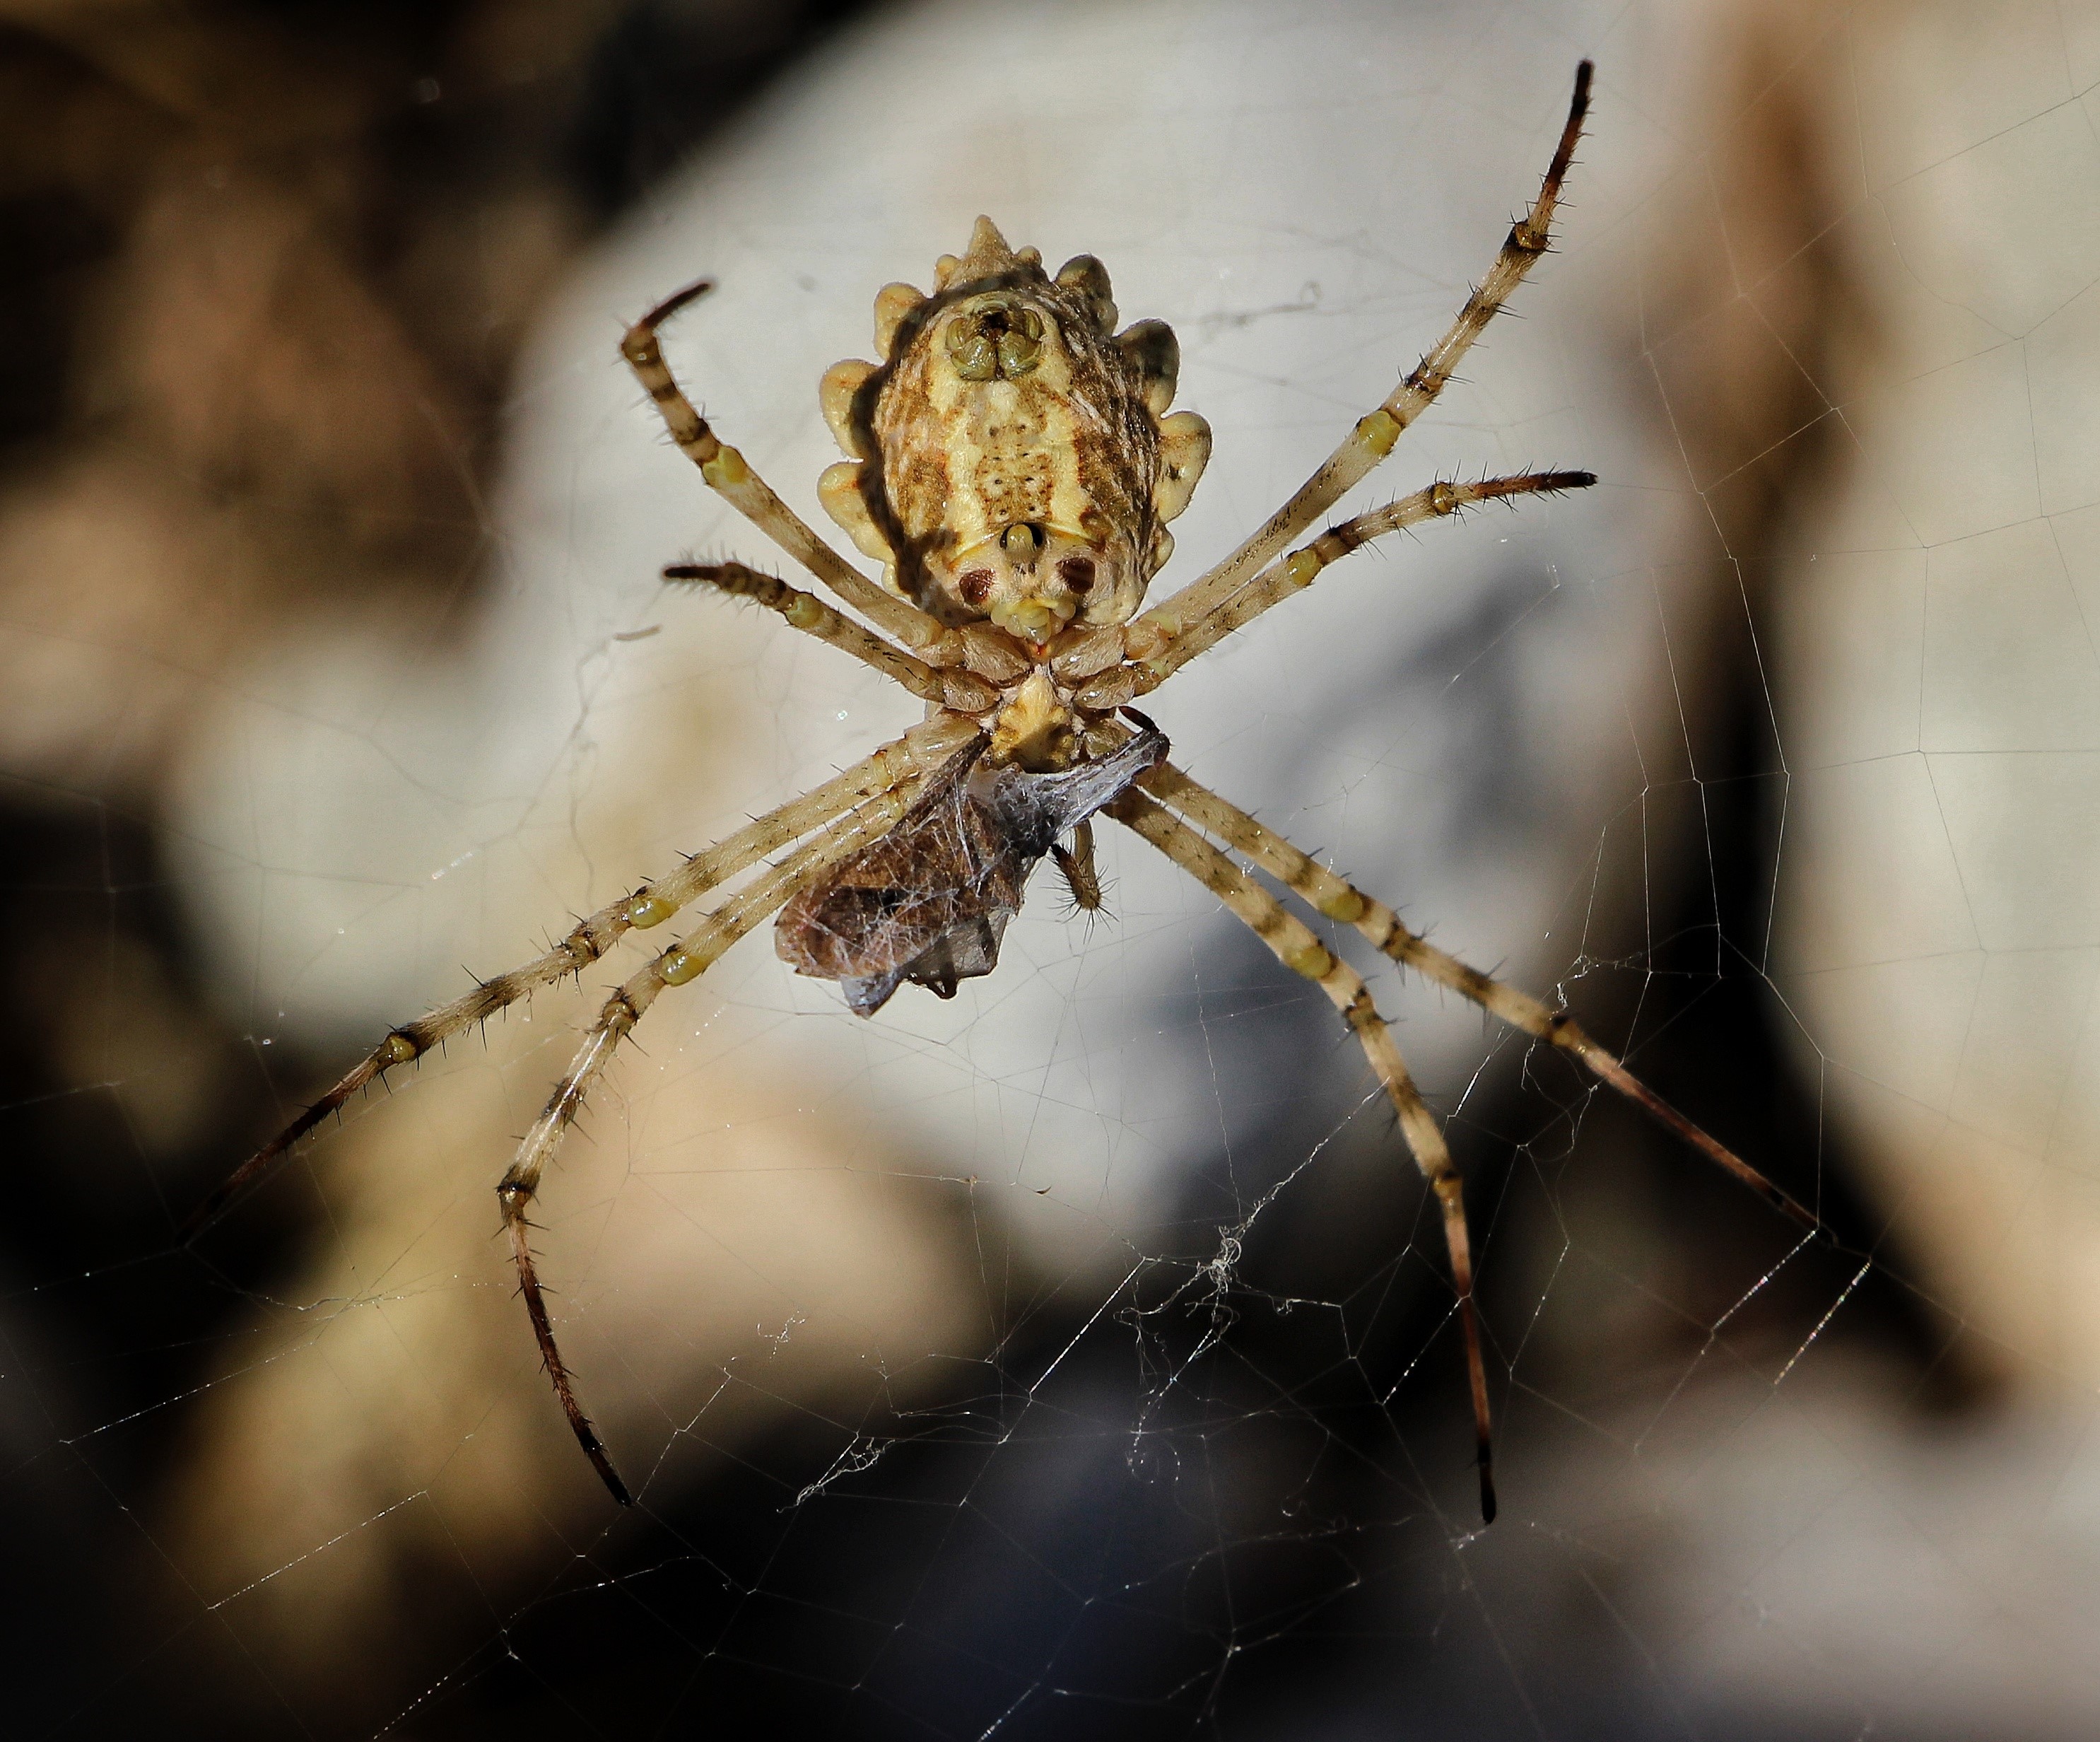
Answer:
4;0;2099;1734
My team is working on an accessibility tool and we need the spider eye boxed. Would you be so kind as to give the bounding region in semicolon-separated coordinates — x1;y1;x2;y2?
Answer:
959;568;995;607
1056;556;1096;594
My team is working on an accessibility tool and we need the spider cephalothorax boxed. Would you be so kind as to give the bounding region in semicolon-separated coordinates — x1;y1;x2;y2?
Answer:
198;64;1821;1528
816;216;1213;643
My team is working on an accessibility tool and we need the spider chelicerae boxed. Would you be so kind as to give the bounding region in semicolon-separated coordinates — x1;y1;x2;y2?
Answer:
193;61;1814;1521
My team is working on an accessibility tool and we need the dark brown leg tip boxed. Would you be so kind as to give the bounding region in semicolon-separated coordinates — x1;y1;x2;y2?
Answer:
583;1438;633;1507
638;277;716;334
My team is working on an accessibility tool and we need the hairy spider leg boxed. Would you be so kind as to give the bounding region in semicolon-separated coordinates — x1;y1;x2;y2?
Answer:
1126;62;1592;657
1050;818;1103;911
1085;471;1597;708
1153;472;1597;683
623;283;952;657
663;562;997;713
1106;788;1499;1525
499;769;946;1504
1137;762;1822;1236
185;723;970;1239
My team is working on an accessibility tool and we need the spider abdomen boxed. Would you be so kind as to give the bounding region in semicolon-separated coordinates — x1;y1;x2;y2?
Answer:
815;217;1212;643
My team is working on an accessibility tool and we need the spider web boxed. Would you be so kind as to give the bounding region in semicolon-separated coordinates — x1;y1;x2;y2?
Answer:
9;0;2100;1735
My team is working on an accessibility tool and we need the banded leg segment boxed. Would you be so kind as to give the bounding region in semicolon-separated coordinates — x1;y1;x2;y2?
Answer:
1108;788;1498;1524
1138;761;1819;1234
622;283;949;656
189;715;981;1239
501;771;934;1505
663;562;997;713
1124;62;1593;657
1087;471;1595;706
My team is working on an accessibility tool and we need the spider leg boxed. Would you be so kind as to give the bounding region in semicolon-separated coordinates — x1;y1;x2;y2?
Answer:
622;283;952;657
1107;787;1498;1525
1125;62;1591;657
663;561;997;713
1051;818;1103;911
187;713;981;1239
1084;470;1595;707
500;768;936;1505
1137;761;1819;1235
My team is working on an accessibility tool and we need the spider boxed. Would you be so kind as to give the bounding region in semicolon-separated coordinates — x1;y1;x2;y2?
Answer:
192;62;1814;1522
